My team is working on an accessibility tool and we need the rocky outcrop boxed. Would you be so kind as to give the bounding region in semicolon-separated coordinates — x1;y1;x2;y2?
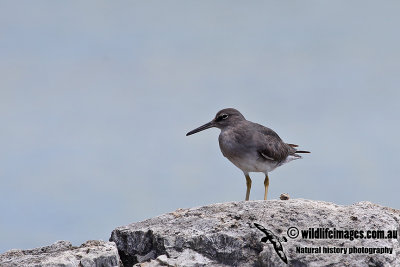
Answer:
110;199;400;267
0;240;121;267
1;199;399;267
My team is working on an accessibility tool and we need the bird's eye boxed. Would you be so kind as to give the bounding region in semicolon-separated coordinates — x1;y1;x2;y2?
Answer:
216;113;229;122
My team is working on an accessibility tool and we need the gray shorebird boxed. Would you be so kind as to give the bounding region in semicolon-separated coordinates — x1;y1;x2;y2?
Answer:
186;108;309;201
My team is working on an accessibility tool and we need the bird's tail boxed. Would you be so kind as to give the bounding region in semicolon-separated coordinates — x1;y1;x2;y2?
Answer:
296;150;310;154
288;144;310;154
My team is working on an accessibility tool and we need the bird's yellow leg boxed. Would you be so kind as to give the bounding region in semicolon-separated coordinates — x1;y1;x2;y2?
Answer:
245;174;252;201
264;174;269;200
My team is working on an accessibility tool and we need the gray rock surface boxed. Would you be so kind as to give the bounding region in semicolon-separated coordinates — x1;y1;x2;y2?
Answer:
110;199;400;267
0;240;121;267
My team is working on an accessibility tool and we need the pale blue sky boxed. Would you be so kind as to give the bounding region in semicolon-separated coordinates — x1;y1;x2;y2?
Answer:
1;1;399;252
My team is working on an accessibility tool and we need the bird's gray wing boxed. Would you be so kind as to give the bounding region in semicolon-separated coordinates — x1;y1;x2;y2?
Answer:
253;123;293;162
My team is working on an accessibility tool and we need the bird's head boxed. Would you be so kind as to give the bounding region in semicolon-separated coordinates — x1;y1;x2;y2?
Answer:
186;108;245;136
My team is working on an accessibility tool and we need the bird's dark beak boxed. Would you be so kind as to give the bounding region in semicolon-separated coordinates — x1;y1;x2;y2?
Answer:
186;121;215;136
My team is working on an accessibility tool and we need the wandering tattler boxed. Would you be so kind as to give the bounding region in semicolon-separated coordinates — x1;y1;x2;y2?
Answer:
186;108;309;201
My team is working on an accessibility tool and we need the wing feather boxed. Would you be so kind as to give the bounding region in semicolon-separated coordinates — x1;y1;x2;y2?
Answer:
252;123;293;162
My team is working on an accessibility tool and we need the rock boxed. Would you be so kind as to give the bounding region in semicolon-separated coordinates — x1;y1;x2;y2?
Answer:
280;193;290;200
0;240;122;267
110;199;400;267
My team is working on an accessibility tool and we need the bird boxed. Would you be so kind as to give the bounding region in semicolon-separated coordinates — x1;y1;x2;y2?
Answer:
254;223;288;264
186;108;309;201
